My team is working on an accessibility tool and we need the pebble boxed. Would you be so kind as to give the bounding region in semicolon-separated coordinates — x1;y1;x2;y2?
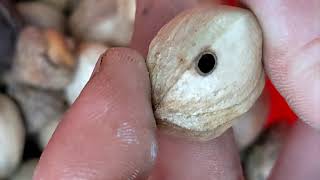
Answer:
16;2;65;32
0;94;25;179
69;0;136;46
11;26;75;90
65;42;108;103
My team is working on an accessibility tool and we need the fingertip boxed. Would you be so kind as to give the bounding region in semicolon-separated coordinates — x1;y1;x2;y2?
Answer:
34;47;157;180
92;47;148;81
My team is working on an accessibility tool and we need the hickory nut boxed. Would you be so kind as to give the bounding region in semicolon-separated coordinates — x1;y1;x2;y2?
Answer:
147;6;265;140
16;2;65;32
12;26;75;90
69;0;136;46
0;94;25;179
65;42;108;104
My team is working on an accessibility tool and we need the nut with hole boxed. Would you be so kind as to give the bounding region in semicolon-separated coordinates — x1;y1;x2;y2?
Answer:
147;5;265;140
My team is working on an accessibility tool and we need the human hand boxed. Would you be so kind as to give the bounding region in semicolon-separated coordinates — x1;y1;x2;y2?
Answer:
34;0;320;179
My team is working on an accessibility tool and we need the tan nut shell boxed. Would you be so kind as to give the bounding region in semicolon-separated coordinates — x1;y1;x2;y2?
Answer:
12;27;75;90
0;94;25;178
147;6;265;140
65;42;108;104
16;2;65;32
69;0;135;46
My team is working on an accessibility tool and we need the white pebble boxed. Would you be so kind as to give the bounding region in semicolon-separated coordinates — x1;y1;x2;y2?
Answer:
0;94;25;179
69;0;136;46
66;43;108;104
16;2;65;32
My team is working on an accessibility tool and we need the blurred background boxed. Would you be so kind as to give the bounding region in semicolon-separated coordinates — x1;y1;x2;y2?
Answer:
0;0;297;179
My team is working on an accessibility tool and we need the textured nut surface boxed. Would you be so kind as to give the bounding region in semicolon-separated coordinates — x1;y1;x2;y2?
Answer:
65;42;108;103
0;94;25;179
147;6;264;140
12;26;75;90
69;0;135;46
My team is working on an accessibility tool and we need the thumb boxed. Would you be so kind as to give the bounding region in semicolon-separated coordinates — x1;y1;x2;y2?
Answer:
241;0;320;127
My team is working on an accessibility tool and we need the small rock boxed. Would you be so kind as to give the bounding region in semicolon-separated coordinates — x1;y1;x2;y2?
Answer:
69;0;136;46
243;123;291;180
0;94;25;179
10;159;38;180
65;42;108;103
7;83;66;135
16;2;65;32
11;26;75;90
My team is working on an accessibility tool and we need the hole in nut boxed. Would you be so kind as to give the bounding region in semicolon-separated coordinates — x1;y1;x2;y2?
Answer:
196;52;217;76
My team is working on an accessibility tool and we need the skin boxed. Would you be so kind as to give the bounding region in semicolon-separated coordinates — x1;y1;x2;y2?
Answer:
34;0;320;179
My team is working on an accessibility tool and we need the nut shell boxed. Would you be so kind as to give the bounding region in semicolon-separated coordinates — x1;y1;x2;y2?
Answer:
69;0;135;46
0;94;25;178
16;2;65;32
12;27;75;90
147;6;265;140
65;42;108;104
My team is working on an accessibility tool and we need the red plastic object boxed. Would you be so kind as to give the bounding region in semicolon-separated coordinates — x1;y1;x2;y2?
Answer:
226;0;238;6
265;79;297;127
